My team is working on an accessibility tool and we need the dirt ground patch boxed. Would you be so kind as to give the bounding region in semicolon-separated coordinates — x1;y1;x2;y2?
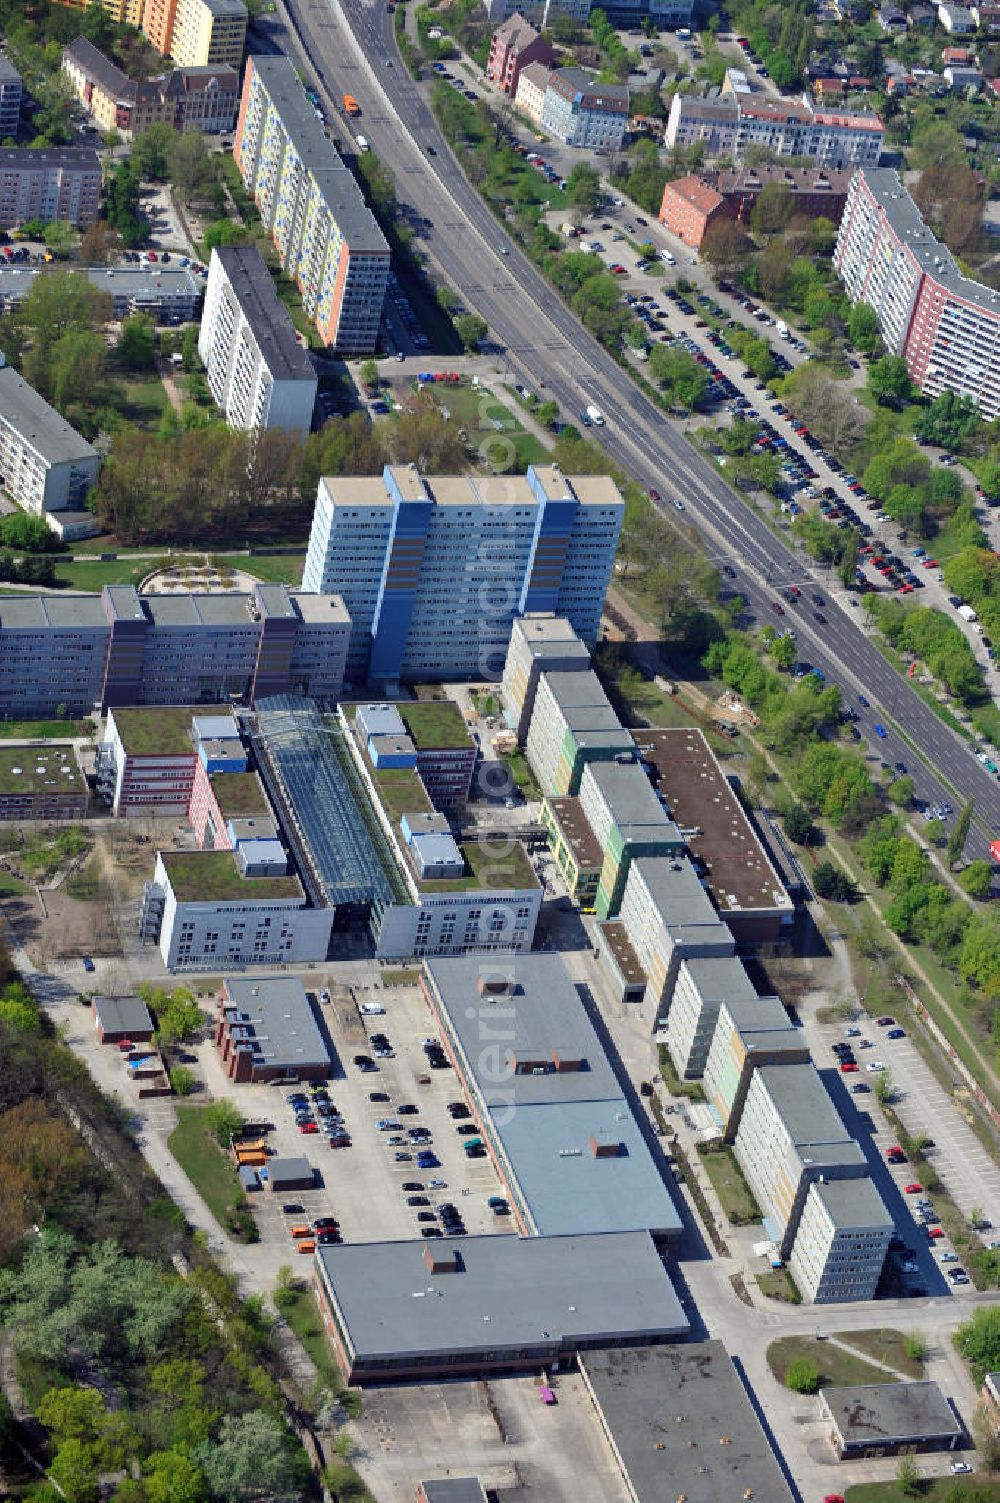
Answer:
9;887;120;965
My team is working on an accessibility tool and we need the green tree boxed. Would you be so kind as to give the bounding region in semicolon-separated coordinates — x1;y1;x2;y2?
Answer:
848;301;883;355
784;804;816;844
785;1357;820;1393
131;123;176;180
359;359;379;391
117;314;156;371
535;399;560;429
700;218;754;278
915;389;981;451
169;132;217;202
144;1450;209;1503
143;985;203;1045
867;355;913;408
903;1331;930;1362
50;1440;99;1503
749;182;795;235
875;1069;893;1105
37;1387;106;1443
957;1304;1000;1381
911;119;969;172
565;161;600;214
194;1412;310;1503
454;313;487;352
203;219;252;253
960;860;993;899
169;1065;196;1096
772;632;797;671
947;799;974;869
43;220;76;258
203;1100;244;1147
813;862;859;902
0;513;56;553
888;775;915;807
895;1455;920;1497
648;344;708;409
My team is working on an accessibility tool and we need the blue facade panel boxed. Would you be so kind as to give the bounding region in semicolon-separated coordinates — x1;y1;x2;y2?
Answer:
369;488;433;680
520;497;577;615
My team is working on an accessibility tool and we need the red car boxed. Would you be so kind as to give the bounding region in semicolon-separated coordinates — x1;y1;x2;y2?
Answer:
928;1226;944;1240
840;1061;858;1073
299;1122;318;1134
648;488;661;502
904;1183;923;1194
610;264;627;274
147;250;158;262
921;557;938;568
824;1495;845;1503
770;601;784;615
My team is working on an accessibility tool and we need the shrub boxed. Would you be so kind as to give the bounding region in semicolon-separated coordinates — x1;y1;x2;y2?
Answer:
785;1357;821;1394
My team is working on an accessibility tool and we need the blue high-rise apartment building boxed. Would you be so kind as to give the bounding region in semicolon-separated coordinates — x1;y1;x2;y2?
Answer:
301;464;624;685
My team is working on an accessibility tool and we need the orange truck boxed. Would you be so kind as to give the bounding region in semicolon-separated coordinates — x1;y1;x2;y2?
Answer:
342;93;360;116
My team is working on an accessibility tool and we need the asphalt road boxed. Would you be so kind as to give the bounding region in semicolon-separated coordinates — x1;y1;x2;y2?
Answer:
275;0;1000;857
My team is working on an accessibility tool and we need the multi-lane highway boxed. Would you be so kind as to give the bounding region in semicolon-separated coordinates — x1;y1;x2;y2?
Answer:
274;0;1000;852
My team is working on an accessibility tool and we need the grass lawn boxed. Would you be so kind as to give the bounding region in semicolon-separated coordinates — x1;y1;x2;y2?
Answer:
116;372;171;429
168;1105;245;1230
0;870;26;896
381;967;421;986
847;1480;1000;1502
502;749;540;801
425;383;550;472
218;552;307;585
767;1335;894;1388
755;1268;802;1304
658;1042;706;1102
0;719;88;739
839;1329;926;1380
398;698;469;749
279;1284;342;1389
696;1143;761;1226
53;557;152;592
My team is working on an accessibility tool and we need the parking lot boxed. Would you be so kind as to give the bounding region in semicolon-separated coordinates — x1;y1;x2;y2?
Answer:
197;977;510;1256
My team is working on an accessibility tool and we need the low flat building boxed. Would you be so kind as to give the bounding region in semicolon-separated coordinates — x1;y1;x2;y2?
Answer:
541;794;604;911
417;1483;487;1503
314;1231;688;1384
632;727;793;943
579;1343;796;1503
423;954;683;1241
92;994;155;1044
820;1381;963;1457
396;700;477;807
267;1155;315;1191
0;743;88;821
0;366;101;518
501;612;591;743
0;264;203;323
199;246;317;433
215;975;331;1082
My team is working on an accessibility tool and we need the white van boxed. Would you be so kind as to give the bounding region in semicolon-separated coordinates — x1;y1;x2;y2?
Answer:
355;134;369;151
659;248;676;265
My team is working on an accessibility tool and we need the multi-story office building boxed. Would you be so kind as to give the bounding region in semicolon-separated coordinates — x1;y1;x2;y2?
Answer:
702;992;808;1140
0;263;202;322
665;93;883;167
733;1063;889;1276
234;55;390;353
0;366;101;517
0;582;350;719
0;56;22;138
834;167;1000;419
524;669;633;796
0;745;88;822
501;612;591;743
301;465;624;684
199;246;318;433
143;0;247;68
540;68;629;150
613;855;734;1026
62;38;239;139
663;954;759;1079
0;146;101;230
790;1177;893;1303
577;759;683;919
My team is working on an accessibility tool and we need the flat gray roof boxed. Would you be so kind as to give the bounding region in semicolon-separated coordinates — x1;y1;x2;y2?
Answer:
144;594;257;627
580;1344;796;1503
248;56;389;255
719;993;804;1055
290;591;350;624
0;56;20;84
542;668;610;710
583;761;680;843
213;246;316;382
424;955;682;1239
93;995;154;1035
0;145;100;172
857;167;1000;319
417;1482;487;1503
754;1064;867;1168
316;1232;688;1363
0;264;199;304
514;613;588;650
821;1382;961;1445
267;1155;314;1186
630;855;732;938
684;954;759;1003
813;1177;892;1231
221;975;330;1072
0;367;99;468
0;594;107;630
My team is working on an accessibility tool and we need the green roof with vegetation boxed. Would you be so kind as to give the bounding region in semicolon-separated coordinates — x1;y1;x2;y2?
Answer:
211;772;270;818
418;837;537;893
113;706;198;757
372;767;433;821
397;700;471;750
161;850;302;903
0;745;86;794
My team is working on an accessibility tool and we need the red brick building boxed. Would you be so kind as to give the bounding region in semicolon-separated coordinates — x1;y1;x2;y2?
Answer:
486;13;552;98
658;174;730;250
660;167;851;250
